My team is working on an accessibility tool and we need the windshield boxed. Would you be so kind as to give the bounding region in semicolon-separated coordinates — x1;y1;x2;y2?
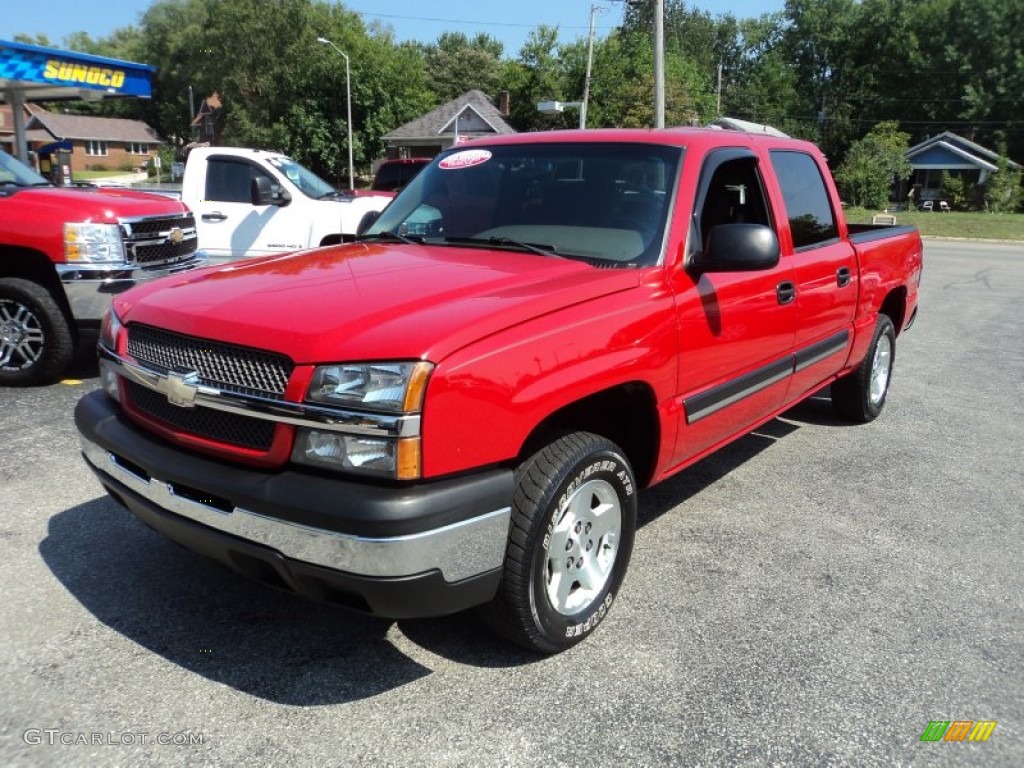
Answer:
266;156;340;199
367;142;682;266
0;150;51;188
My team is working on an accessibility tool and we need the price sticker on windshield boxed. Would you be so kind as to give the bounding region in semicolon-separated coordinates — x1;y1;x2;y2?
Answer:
439;149;492;170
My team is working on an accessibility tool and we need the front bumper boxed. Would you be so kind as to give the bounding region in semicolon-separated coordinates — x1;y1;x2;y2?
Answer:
75;390;512;618
57;254;207;322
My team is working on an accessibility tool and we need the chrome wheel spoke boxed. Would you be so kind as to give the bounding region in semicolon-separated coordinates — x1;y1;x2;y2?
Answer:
544;477;622;616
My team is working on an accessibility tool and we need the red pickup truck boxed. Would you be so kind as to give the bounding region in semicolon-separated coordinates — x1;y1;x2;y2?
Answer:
1;149;202;384
74;127;922;653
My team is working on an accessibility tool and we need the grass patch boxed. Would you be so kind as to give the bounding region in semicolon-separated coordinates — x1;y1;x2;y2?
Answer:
74;170;138;180
845;207;1024;240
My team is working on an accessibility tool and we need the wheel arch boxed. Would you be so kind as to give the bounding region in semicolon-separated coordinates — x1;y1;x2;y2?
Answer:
880;286;907;336
517;381;660;488
0;245;72;320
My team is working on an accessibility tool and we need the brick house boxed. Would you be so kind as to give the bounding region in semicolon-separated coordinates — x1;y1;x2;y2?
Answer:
19;106;162;173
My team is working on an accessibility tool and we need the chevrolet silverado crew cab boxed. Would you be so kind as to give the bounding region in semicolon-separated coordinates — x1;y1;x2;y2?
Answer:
1;149;202;385
75;126;922;653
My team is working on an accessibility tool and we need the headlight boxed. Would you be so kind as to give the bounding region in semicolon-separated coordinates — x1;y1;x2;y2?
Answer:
98;308;124;402
64;222;125;263
297;360;432;479
307;361;431;412
99;308;123;351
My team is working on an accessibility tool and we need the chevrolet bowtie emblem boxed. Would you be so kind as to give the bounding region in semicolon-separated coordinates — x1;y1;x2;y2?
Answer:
165;370;201;407
169;227;184;245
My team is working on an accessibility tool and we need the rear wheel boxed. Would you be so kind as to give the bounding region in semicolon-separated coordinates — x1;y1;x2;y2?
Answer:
482;432;637;653
0;278;74;386
832;313;895;422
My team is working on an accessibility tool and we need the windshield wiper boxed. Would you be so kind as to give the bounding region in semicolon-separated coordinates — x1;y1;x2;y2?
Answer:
358;230;423;245
443;236;562;259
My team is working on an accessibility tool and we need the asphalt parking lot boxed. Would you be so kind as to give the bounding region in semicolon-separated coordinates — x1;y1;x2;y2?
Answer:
1;240;1021;766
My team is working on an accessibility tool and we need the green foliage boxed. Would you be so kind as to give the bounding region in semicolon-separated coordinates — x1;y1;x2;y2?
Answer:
938;172;967;210
425;33;504;102
834;121;912;208
983;154;1023;213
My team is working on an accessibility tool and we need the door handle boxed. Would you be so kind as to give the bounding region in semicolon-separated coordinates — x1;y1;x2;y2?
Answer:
837;266;851;287
776;281;796;305
202;212;227;222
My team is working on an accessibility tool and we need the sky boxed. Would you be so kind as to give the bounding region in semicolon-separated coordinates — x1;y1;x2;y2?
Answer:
5;0;783;57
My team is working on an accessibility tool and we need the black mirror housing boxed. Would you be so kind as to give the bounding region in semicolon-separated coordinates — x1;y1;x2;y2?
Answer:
251;176;290;207
356;210;381;236
691;223;780;273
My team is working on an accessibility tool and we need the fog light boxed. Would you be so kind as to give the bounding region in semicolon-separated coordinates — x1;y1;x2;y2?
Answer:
293;429;394;475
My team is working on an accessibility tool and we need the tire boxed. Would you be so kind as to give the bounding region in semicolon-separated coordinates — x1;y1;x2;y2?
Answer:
832;313;896;423
482;432;637;653
0;278;75;386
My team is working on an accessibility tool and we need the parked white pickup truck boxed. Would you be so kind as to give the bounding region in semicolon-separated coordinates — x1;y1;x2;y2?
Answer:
181;147;391;263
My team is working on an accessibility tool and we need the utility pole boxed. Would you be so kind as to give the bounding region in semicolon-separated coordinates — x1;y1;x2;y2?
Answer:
654;0;664;128
581;4;600;129
716;62;723;115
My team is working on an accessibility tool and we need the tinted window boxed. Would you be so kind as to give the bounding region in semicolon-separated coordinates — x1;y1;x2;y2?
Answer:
697;155;772;249
368;142;682;266
769;151;837;249
205;159;276;203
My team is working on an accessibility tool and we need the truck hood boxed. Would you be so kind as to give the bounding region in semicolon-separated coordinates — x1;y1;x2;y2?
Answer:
115;242;642;363
7;185;189;220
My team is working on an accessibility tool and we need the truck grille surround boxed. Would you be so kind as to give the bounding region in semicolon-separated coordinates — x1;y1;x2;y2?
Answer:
124;324;294;454
122;213;199;268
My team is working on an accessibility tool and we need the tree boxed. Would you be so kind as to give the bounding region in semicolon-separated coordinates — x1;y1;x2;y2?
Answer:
983;153;1022;213
834;121;912;208
424;32;504;102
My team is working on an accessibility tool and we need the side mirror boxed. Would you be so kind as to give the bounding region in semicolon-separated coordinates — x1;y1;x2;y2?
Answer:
690;223;780;273
356;210;381;236
251;176;291;207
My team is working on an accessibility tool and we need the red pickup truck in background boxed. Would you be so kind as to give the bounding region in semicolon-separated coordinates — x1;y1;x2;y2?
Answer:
75;126;922;653
1;149;202;384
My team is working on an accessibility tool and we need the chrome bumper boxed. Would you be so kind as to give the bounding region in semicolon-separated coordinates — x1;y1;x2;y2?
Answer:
57;255;208;322
79;435;510;583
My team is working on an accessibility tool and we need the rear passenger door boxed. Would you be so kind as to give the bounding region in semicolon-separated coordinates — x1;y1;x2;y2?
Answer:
767;150;858;401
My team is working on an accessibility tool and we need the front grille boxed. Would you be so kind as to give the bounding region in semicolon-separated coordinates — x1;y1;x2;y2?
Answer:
123;213;198;268
125;380;276;451
127;324;293;399
133;237;198;265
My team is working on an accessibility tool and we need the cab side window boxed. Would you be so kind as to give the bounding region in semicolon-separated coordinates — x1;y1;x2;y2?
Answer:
698;156;771;249
769;151;838;249
205;159;276;204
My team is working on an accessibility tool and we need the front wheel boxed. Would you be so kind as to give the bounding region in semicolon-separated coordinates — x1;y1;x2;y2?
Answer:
482;432;637;653
0;278;74;386
832;313;896;422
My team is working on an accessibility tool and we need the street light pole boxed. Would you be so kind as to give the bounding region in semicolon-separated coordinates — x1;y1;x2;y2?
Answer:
316;36;354;191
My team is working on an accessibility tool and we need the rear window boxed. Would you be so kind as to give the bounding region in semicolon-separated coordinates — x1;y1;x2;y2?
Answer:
769;150;838;249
